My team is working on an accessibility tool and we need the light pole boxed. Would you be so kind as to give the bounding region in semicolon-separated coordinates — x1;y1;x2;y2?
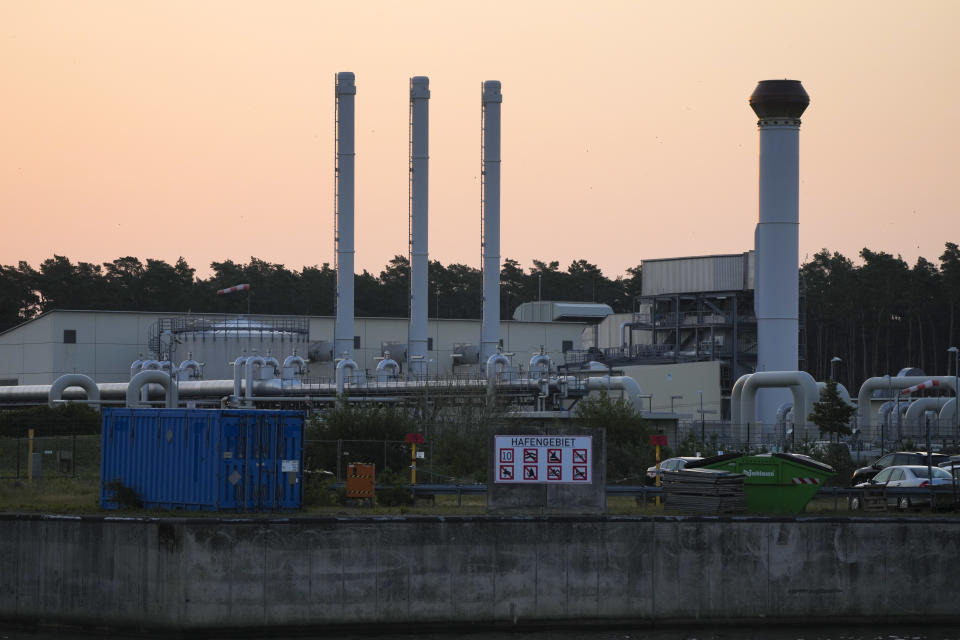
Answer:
830;356;841;382
949;347;959;439
698;390;704;448
882;374;890;456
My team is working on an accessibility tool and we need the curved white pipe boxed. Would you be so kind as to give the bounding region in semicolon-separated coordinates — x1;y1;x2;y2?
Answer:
731;374;752;428
529;352;551;378
245;355;266;406
742;371;819;438
49;374;100;410
775;402;793;433
904;397;951;427
283;354;307;377
178;359;202;381
376;358;400;382
232;356;249;404
585;375;645;412
486;353;510;380
857;376;959;429
263;355;280;376
336;358;359;395
129;357;146;380
126;370;178;408
940;398;957;426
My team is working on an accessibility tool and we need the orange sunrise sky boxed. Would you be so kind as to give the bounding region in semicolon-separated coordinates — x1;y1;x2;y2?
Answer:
1;0;958;279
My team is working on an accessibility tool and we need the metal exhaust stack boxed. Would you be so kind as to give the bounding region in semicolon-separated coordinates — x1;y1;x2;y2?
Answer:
408;76;430;379
750;79;810;427
480;80;502;365
334;72;357;359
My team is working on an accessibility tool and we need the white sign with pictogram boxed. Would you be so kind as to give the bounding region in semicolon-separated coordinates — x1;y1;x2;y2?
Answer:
494;435;592;484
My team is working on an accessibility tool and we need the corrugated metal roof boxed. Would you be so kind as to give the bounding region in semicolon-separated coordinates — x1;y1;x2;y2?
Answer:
642;252;754;296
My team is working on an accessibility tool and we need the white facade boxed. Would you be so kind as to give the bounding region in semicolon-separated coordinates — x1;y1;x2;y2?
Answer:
0;310;586;385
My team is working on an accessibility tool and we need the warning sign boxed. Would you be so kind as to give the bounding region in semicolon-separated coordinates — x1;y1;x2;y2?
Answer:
494;435;592;484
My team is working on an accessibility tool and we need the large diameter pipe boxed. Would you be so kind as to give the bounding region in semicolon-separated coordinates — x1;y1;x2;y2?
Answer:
48;374;100;410
335;71;357;359
857;376;959;429
126;370;178;408
480;80;502;363
408;76;430;379
741;371;819;440
750;79;809;426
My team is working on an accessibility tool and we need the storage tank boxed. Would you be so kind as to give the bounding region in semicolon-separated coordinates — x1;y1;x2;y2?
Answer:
148;315;310;380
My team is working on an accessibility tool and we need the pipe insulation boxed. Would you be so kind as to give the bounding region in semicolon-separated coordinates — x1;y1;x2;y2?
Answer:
408;76;430;379
48;374;100;410
334;71;357;359
480;81;502;363
856;376;958;429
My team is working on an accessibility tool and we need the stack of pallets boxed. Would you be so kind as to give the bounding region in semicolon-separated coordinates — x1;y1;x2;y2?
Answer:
662;468;746;514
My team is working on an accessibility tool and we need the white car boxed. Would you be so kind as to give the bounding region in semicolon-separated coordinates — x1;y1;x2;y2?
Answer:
645;456;702;485
850;464;954;510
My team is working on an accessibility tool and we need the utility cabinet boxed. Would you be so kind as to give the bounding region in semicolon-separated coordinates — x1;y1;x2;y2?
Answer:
100;408;304;511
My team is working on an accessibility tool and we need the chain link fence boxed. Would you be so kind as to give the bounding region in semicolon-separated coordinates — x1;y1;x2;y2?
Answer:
0;435;100;483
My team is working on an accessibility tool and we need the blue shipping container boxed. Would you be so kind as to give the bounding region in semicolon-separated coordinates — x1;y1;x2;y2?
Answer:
100;408;304;511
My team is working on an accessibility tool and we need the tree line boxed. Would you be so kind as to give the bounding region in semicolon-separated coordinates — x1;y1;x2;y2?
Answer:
0;254;642;332
802;243;960;391
2;242;958;391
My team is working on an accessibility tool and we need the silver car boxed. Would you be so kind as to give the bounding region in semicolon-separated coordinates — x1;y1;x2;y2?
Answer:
645;456;702;485
850;464;954;510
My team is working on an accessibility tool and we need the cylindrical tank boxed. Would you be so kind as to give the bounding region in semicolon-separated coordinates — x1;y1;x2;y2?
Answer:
158;315;310;381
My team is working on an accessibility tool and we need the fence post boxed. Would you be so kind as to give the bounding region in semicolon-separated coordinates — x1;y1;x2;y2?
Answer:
72;433;78;478
16;437;21;479
27;429;34;485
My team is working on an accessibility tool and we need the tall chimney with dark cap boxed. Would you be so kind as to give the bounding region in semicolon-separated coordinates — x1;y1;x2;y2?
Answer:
750;79;810;429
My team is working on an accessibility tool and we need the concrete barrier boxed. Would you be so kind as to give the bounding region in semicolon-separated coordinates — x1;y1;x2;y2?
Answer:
1;513;958;632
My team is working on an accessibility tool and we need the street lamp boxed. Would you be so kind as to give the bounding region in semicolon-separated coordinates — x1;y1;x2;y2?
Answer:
882;374;891;456
949;347;959;439
830;356;841;382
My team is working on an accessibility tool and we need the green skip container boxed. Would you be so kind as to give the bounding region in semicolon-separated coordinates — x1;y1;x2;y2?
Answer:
688;453;835;514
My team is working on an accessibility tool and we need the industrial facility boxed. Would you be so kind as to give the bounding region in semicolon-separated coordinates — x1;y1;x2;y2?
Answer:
0;75;957;451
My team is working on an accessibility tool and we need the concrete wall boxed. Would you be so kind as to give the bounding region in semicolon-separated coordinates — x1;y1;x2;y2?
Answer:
2;514;958;633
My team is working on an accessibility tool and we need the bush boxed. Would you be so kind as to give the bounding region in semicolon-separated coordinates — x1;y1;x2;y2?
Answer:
376;468;413;507
104;479;143;510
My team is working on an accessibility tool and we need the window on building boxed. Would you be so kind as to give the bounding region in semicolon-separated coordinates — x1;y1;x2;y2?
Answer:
562;340;573;353
63;330;77;344
427;337;433;351
353;336;361;349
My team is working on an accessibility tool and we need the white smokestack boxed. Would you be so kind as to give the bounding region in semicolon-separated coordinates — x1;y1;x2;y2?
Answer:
750;79;810;427
334;72;356;359
408;76;430;379
480;80;502;364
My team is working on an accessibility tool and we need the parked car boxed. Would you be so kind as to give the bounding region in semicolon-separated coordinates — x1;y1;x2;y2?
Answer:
646;456;702;485
849;464;954;510
851;451;950;484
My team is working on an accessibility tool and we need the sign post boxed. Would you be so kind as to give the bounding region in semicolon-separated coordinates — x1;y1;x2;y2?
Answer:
649;434;668;506
405;433;424;485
